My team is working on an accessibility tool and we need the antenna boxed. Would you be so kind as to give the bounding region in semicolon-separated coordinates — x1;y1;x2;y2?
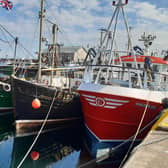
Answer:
139;32;156;55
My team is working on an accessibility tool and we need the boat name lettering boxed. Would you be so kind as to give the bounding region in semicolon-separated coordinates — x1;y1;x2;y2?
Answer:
136;103;156;109
96;97;105;107
82;94;128;109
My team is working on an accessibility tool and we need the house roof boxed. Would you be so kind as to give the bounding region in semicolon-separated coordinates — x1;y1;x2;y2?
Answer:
42;46;86;54
60;46;84;53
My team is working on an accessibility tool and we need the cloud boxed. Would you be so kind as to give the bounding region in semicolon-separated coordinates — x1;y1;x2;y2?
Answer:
127;1;168;24
134;2;168;24
44;0;112;46
1;0;168;59
125;1;168;50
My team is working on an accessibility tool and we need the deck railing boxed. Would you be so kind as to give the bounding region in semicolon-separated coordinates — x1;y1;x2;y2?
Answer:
85;64;168;91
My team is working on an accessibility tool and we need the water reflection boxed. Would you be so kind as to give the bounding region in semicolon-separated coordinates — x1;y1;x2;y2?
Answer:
0;113;84;168
0;112;14;168
0;112;118;168
11;127;82;168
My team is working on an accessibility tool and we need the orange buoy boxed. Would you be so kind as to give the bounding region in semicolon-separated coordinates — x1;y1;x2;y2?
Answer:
32;98;41;109
30;151;40;160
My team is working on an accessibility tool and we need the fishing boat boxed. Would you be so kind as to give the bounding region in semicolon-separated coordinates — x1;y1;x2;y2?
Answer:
78;0;168;165
0;76;13;113
11;0;84;133
0;23;37;114
0;58;42;115
0;29;18;114
0;59;13;114
0;59;13;75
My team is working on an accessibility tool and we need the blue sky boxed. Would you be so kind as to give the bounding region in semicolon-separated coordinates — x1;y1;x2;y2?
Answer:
0;0;168;59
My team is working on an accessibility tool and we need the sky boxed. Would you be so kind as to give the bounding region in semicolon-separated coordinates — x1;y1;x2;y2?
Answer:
0;0;168;59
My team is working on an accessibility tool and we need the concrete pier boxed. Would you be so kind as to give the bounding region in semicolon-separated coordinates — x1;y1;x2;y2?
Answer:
123;116;168;168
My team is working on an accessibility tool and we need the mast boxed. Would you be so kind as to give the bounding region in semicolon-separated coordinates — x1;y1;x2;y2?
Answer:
99;28;107;47
13;37;18;75
94;0;129;83
37;0;45;82
127;26;132;53
50;24;58;85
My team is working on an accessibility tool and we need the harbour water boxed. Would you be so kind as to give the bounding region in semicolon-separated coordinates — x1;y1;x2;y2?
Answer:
0;112;90;168
0;111;124;168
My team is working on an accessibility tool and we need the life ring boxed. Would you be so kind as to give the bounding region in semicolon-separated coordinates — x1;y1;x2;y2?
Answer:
3;84;11;92
75;80;81;86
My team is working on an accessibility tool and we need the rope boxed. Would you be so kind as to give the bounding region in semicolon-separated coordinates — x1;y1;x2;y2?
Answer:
79;114;161;168
118;100;150;168
109;112;161;154
16;86;57;168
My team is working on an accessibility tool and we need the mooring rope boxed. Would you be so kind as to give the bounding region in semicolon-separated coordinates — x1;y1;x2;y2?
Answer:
78;100;162;168
118;99;150;168
16;86;57;168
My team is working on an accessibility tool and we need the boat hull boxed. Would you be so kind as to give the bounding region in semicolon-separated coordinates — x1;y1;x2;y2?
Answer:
12;76;82;132
78;83;165;159
0;65;13;75
0;65;13;114
84;125;141;167
0;87;13;114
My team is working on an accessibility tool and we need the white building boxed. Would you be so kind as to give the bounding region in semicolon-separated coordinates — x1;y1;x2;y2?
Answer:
42;45;87;66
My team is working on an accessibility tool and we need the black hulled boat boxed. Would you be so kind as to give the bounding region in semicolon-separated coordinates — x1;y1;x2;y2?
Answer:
12;75;82;133
11;0;83;134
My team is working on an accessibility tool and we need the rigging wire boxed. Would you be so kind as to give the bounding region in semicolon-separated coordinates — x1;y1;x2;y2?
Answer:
45;1;75;47
28;19;40;58
0;24;16;40
0;24;35;58
0;37;10;43
44;19;53;43
0;26;14;50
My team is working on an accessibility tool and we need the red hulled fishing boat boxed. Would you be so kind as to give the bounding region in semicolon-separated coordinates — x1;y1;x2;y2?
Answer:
78;0;168;166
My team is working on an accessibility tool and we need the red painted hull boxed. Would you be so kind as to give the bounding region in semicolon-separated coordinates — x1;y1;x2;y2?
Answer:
79;90;162;141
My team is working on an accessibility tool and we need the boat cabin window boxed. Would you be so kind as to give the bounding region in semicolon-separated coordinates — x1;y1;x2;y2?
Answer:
138;64;141;68
74;72;83;79
60;71;74;78
126;63;132;68
42;71;57;76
